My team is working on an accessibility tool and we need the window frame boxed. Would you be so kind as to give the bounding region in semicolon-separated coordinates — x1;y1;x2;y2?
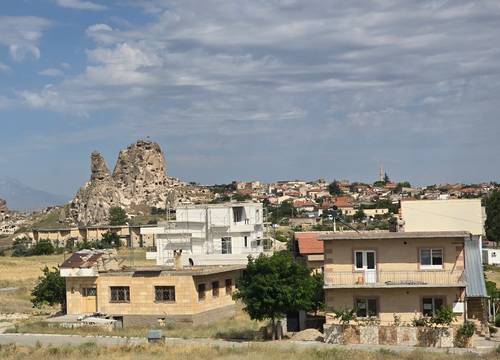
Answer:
354;297;378;318
221;237;232;254
422;296;445;316
212;281;220;297
353;250;376;271
154;286;176;303
225;279;232;295
198;283;206;301
419;248;444;270
82;287;97;297
110;286;130;303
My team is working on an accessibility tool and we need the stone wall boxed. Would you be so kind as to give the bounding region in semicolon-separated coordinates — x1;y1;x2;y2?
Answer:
324;324;455;348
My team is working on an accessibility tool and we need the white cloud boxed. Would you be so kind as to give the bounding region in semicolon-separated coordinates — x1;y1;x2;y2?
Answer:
56;0;106;11
9;44;40;62
0;16;51;62
39;68;64;77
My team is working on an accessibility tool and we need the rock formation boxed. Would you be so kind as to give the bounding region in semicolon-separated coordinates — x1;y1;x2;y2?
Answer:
70;140;184;226
112;140;170;208
0;198;8;220
70;152;125;225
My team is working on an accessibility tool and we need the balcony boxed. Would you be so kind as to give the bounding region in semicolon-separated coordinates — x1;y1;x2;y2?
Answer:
324;270;465;289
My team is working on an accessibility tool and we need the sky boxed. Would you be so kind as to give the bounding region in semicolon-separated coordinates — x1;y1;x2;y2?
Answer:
1;0;500;197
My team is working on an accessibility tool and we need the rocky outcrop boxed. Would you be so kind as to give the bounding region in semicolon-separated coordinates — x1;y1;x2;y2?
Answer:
0;198;8;220
112;140;170;208
70;140;185;226
70;152;124;225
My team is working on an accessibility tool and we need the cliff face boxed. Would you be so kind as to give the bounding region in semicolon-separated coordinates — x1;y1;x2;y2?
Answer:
70;140;176;226
112;140;169;208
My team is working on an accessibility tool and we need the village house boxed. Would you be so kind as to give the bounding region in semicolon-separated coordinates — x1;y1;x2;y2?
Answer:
142;202;270;266
320;231;488;327
61;249;244;327
294;231;324;272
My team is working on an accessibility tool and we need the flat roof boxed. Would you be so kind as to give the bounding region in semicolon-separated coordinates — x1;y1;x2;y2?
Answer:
319;231;470;241
175;202;261;209
100;264;245;277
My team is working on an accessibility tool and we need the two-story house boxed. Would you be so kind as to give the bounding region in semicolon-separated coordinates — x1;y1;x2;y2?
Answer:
320;231;479;325
142;202;270;266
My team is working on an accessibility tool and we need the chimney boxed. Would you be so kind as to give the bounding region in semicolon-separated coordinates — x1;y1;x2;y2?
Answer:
173;249;183;270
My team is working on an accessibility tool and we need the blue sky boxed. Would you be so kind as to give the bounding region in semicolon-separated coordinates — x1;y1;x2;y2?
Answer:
1;0;500;197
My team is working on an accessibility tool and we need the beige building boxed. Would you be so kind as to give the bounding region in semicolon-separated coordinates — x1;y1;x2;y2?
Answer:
320;231;475;325
61;250;243;327
33;224;157;248
400;199;485;236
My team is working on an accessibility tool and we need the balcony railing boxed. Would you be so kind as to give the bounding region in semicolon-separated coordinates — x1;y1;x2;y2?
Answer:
325;270;465;288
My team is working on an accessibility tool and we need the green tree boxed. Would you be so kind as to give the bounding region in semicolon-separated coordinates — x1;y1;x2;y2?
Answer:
234;251;315;339
11;237;31;257
486;190;500;242
109;206;127;226
233;193;251;201
100;231;122;249
353;209;365;222
31;239;55;256
31;266;66;311
383;172;390;183
310;272;325;315
328;180;342;196
395;181;412;193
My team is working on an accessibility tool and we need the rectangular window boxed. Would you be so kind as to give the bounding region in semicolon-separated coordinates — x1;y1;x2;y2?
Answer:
354;250;376;270
154;286;176;302
222;237;232;254
355;298;378;318
198;283;206;301
422;297;444;316
233;207;244;223
420;249;443;269
82;288;96;297
225;279;232;295
244;236;248;248
110;286;130;303
212;281;219;297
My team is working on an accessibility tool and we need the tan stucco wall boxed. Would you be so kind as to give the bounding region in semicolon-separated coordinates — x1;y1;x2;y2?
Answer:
65;270;239;317
323;236;465;282
325;287;465;325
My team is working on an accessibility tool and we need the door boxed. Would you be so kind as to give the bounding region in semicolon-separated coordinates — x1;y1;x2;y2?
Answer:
82;287;97;313
354;250;377;284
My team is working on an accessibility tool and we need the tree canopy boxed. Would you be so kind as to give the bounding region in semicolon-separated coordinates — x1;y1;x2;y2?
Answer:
109;206;128;226
328;180;342;195
31;266;66;311
234;251;318;339
486;190;500;242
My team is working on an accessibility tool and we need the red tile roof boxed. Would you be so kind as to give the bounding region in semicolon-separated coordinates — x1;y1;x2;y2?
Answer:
296;232;324;255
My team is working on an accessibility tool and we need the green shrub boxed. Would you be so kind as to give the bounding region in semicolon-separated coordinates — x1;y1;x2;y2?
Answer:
11;237;31;257
430;306;456;327
332;309;356;325
495;314;500;328
31;239;55;256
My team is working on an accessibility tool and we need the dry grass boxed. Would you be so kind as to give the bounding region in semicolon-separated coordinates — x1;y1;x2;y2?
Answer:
11;308;264;341
0;342;499;360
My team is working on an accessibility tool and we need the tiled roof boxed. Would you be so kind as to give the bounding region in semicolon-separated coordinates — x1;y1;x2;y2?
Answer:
296;232;324;255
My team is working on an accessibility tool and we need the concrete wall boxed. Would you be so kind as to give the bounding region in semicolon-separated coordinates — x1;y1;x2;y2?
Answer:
323;236;465;276
401;199;484;235
65;269;239;323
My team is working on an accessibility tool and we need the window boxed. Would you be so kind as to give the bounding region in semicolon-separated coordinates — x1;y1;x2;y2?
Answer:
355;298;378;317
222;237;232;254
198;283;206;301
354;250;376;270
233;207;244;222
422;297;444;316
212;281;219;297
225;279;232;295
110;286;130;303
155;286;176;302
82;288;96;297
420;249;443;269
244;236;248;248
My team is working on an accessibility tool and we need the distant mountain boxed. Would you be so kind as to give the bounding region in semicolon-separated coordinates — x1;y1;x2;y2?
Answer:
0;177;69;211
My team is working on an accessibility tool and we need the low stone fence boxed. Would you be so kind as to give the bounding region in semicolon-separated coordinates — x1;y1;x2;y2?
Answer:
324;324;457;347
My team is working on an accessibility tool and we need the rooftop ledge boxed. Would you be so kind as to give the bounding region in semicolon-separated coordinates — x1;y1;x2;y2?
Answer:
319;231;470;241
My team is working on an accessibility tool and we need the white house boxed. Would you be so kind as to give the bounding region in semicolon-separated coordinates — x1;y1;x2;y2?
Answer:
483;248;500;266
142;202;270;266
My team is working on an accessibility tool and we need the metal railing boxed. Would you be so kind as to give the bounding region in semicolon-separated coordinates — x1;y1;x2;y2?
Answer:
325;270;465;287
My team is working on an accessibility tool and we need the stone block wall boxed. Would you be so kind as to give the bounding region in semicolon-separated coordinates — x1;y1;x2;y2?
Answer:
324;324;455;348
